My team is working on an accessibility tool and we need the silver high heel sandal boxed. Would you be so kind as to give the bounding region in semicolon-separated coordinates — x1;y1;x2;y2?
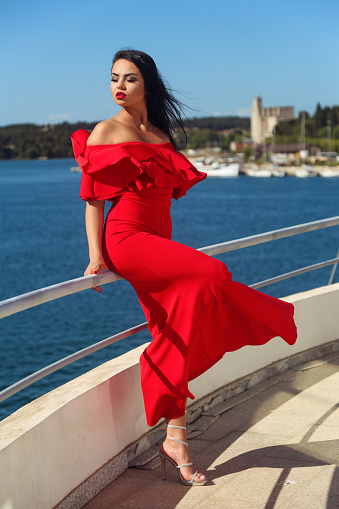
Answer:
159;423;207;486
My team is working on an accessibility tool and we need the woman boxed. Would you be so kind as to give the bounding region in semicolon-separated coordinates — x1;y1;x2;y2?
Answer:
71;49;297;486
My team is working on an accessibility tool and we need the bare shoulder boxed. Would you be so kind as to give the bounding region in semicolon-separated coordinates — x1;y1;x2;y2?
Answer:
87;118;171;145
148;123;170;143
87;119;119;146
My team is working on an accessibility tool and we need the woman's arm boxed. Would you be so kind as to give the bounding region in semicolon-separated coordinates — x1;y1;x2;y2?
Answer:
84;200;105;292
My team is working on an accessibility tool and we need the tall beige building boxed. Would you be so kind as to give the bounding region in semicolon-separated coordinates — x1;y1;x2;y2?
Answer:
251;96;294;143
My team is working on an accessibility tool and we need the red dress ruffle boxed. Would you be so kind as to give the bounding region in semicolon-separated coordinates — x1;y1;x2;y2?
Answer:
71;129;297;427
71;129;207;200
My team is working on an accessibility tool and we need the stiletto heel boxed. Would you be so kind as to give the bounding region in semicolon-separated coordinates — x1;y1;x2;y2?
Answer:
160;454;167;480
159;423;207;486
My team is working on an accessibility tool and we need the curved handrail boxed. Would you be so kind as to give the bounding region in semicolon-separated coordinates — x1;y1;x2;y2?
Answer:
0;271;122;320
0;322;148;403
1;216;339;404
251;257;339;289
1;216;339;320
198;216;339;256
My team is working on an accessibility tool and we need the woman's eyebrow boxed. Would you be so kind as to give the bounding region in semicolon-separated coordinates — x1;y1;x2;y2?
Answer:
111;72;138;77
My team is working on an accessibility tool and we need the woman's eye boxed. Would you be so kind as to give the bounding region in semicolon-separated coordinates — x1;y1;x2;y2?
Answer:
110;77;136;83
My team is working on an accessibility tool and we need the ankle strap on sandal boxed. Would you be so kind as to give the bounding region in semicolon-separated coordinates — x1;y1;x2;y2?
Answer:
166;424;186;430
167;434;188;447
166;423;188;447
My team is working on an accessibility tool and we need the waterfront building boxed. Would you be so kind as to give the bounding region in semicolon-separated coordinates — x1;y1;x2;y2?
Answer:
251;96;294;143
316;151;339;162
230;141;254;151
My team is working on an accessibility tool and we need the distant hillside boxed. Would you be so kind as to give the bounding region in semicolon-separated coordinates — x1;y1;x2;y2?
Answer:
0;116;250;160
0;122;96;159
2;105;339;160
184;116;250;131
274;104;339;152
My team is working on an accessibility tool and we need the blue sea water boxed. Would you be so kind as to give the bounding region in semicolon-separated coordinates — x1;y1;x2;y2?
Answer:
0;158;338;420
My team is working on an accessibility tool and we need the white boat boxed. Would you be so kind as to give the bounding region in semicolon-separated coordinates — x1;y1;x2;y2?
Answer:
246;165;272;177
204;162;240;177
295;165;317;178
297;114;318;178
270;126;286;175
272;166;285;177
319;167;339;178
70;166;81;172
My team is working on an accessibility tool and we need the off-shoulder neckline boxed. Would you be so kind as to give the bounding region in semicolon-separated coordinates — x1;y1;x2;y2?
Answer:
86;141;173;148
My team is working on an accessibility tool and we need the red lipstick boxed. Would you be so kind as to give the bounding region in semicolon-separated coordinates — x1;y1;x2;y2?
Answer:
116;92;126;99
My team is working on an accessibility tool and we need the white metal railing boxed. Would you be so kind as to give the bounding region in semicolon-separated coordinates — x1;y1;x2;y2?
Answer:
1;216;338;321
1;216;339;404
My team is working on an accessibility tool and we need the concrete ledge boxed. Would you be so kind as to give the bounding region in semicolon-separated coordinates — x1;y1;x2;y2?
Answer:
1;283;339;509
0;344;149;509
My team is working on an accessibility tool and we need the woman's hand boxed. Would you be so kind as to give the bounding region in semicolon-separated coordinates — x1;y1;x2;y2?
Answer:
84;200;105;293
84;259;105;293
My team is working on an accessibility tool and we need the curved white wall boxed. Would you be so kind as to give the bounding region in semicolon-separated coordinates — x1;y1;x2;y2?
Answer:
1;283;339;509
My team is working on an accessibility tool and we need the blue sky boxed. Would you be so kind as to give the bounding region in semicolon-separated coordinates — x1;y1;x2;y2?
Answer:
1;0;338;126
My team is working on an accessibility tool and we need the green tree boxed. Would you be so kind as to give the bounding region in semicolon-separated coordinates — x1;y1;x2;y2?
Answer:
188;129;210;149
332;125;339;139
314;103;326;129
26;146;40;158
298;111;309;120
243;147;253;160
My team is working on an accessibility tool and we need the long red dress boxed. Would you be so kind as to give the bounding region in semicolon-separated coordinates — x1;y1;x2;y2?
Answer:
71;130;297;426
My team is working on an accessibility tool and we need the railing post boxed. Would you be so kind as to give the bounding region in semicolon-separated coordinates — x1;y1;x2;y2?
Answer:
328;247;339;285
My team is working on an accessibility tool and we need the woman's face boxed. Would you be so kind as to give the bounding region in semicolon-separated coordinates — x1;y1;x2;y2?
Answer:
111;59;146;108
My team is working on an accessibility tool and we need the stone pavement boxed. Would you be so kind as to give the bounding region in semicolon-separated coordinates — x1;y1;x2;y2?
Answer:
84;351;339;509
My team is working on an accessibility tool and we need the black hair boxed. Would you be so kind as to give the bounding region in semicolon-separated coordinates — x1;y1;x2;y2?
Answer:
112;49;187;150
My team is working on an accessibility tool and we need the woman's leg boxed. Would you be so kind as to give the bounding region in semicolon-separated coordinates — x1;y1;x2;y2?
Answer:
161;412;206;483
